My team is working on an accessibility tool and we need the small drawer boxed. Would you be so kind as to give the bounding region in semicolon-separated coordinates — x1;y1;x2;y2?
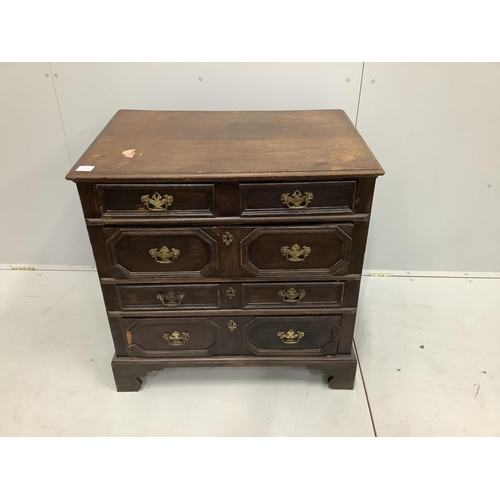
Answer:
124;318;222;357
117;284;220;310
239;181;357;217
242;316;341;356
96;183;215;217
242;282;344;309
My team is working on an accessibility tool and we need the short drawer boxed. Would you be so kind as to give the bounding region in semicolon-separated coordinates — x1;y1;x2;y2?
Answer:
239;181;357;216
241;282;345;309
117;284;220;310
124;317;222;357
96;183;215;217
242;316;341;356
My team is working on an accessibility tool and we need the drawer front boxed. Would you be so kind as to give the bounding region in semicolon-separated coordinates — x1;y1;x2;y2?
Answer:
240;224;353;278
124;318;222;357
104;227;219;279
241;282;345;309
117;284;220;310
242;316;341;356
239;181;357;216
96;183;215;217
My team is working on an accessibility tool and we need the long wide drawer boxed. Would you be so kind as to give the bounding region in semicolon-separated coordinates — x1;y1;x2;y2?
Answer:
107;280;359;311
102;223;356;279
122;315;347;357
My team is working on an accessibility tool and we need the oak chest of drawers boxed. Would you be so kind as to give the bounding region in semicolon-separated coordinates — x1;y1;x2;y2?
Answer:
66;109;384;391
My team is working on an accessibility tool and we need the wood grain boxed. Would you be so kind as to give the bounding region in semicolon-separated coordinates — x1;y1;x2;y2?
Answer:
68;109;383;391
66;110;384;182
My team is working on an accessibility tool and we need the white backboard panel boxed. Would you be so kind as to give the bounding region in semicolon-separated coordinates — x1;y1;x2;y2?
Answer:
358;62;500;272
0;63;93;265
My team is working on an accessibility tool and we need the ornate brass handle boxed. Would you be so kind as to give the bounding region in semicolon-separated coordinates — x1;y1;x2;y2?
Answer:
226;287;236;300
280;244;311;262
228;320;237;332
281;189;313;209
163;331;189;345
277;329;305;344
149;246;180;264
141;192;173;211
278;287;306;303
157;291;185;307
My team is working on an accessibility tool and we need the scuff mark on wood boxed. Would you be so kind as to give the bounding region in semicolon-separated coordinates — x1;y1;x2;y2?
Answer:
126;330;133;345
122;149;136;158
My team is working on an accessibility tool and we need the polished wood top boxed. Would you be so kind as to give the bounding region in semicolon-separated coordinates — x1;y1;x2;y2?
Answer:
66;109;384;182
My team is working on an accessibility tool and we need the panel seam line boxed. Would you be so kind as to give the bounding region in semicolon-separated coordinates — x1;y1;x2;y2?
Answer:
354;62;365;128
48;62;73;165
354;338;378;437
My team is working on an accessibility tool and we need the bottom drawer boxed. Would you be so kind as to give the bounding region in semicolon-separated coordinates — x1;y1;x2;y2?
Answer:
122;315;344;357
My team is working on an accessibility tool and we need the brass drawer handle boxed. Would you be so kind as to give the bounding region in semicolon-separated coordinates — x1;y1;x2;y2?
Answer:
277;329;305;344
228;320;237;331
278;287;306;303
280;244;311;262
149;246;180;264
141;192;174;211
281;189;313;209
163;331;189;345
157;291;185;307
226;287;236;300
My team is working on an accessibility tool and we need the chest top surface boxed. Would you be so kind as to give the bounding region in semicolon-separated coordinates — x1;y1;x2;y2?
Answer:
66;109;384;182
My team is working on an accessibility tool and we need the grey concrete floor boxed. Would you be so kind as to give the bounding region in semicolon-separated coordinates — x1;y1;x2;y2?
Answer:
0;270;498;436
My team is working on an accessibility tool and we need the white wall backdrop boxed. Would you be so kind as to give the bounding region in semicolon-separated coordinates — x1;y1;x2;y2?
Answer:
0;62;499;271
0;63;93;265
358;63;500;272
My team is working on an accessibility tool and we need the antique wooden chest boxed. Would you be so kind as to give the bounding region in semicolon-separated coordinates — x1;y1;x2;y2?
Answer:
66;110;384;391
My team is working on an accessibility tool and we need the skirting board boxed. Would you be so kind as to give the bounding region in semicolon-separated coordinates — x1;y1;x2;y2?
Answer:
0;265;499;278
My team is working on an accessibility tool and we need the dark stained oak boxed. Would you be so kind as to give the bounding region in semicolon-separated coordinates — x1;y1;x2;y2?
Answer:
241;281;345;309
116;283;221;310
107;307;358;318
121;315;347;358
103;226;219;279
124;317;223;358
66;110;384;182
94;223;366;280
67;109;383;391
240;224;353;278
239;180;357;217
242;315;341;356
111;353;358;392
97;183;215;218
108;280;357;312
